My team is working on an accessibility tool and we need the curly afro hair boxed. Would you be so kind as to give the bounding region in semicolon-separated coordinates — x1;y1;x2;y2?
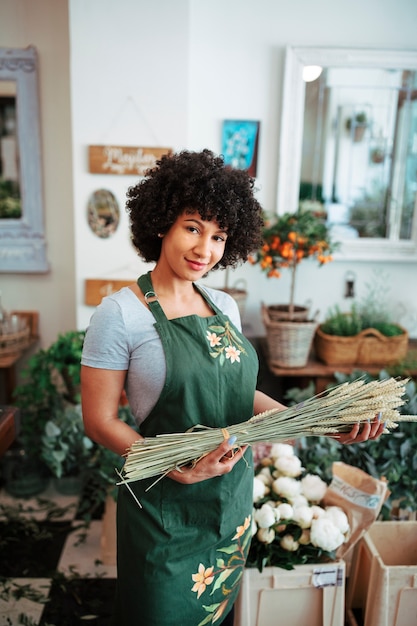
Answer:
126;149;264;270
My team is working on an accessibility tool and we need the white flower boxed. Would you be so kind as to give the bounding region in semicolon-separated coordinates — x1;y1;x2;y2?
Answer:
254;503;276;528
324;506;350;534
257;527;275;544
274;455;303;477
292;505;314;529
301;474;328;503
310;517;345;552
253;476;268;502
311;505;326;519
272;476;302;501
264;500;281;523
270;443;294;459
276;502;294;519
291;494;309;508
280;534;299;551
257;468;273;485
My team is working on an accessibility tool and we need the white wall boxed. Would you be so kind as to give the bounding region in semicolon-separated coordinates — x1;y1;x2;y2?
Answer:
70;0;190;330
70;0;417;337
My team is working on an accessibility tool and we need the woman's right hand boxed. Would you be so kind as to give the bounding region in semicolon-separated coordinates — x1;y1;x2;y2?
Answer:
168;436;247;484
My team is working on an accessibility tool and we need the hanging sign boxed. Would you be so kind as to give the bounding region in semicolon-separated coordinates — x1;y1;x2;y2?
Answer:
88;145;172;176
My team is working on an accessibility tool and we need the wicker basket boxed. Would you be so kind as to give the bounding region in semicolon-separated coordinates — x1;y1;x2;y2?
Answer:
0;325;31;357
262;304;318;368
314;325;409;366
267;303;310;322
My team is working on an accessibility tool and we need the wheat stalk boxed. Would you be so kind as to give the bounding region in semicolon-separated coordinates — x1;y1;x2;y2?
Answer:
119;377;417;484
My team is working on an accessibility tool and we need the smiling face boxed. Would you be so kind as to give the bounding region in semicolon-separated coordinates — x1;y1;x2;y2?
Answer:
157;211;228;281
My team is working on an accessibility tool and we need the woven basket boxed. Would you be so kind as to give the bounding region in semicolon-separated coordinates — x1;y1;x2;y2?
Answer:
314;325;409;366
0;325;30;357
267;303;310;322
262;304;318;368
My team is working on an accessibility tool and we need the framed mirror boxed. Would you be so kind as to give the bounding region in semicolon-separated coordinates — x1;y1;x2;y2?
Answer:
277;46;417;260
0;46;48;272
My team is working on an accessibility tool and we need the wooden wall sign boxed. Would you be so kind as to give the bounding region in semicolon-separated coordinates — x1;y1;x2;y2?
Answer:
88;145;172;176
85;279;134;306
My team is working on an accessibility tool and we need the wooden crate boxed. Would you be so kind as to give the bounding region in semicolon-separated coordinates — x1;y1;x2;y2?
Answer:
235;562;345;626
346;522;417;626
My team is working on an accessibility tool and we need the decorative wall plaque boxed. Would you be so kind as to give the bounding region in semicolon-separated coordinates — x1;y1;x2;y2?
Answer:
88;145;172;176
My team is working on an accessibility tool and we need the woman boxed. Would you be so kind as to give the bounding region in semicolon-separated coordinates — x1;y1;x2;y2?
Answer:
81;150;383;626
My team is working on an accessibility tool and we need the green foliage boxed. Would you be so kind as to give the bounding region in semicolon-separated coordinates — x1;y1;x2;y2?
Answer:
13;328;137;514
320;271;405;337
346;111;367;130
41;404;94;479
14;330;86;459
320;304;404;337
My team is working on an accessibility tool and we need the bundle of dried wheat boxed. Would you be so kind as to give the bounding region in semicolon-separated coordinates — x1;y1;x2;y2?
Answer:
120;377;417;485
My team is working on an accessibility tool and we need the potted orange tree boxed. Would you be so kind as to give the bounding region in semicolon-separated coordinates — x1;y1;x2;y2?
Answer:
248;210;336;367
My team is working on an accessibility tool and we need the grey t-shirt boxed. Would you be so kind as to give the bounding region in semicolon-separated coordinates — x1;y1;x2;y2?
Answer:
81;285;241;426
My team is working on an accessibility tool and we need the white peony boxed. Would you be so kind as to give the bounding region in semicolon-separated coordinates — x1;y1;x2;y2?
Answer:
253;476;268;502
254;503;276;528
300;473;328;502
274;455;303;477
269;443;294;459
324;506;350;534
311;505;326;519
276;502;294;519
280;534;299;551
290;494;309;508
272;476;302;501
257;527;275;544
292;505;314;529
310;517;345;552
256;468;273;485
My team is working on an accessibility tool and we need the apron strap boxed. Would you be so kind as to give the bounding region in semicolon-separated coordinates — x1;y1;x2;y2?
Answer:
138;271;223;321
137;272;167;323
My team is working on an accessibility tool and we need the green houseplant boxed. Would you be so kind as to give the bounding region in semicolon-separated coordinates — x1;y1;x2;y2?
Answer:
10;328;135;509
2;330;87;497
346;111;368;142
314;275;408;366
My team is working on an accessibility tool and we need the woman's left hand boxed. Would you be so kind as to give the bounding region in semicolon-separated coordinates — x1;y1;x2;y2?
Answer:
334;413;385;445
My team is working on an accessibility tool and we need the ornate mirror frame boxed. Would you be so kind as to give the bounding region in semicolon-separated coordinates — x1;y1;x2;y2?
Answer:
0;46;48;272
277;46;417;261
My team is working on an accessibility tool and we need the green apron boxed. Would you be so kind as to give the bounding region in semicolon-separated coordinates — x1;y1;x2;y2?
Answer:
114;272;258;626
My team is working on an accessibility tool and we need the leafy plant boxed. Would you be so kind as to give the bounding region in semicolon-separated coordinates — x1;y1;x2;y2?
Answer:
41;404;94;479
320;304;404;337
248;210;337;317
346;111;367;131
320;271;405;337
13;330;86;460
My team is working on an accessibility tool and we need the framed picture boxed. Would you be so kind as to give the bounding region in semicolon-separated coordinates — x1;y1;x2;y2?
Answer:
221;120;260;177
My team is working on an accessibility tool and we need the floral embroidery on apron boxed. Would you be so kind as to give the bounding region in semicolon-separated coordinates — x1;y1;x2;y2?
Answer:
191;515;252;625
206;320;249;365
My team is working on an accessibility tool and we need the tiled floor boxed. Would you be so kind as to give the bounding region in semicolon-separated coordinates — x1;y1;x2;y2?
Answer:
0;483;116;626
